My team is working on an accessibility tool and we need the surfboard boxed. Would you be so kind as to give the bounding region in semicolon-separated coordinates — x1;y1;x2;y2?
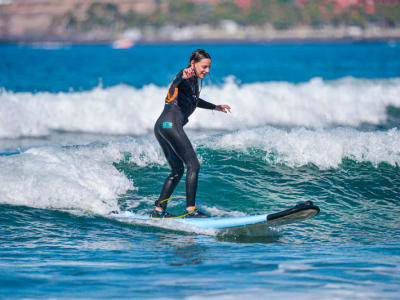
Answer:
114;201;320;231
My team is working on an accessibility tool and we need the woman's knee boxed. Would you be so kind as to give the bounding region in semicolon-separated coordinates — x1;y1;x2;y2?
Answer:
176;166;185;178
169;165;184;182
187;158;200;174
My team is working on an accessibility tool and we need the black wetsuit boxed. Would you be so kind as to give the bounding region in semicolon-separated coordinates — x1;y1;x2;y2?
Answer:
154;70;216;209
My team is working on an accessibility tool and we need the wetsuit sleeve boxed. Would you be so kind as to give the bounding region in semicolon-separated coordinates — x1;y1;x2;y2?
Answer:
197;98;217;110
165;71;183;103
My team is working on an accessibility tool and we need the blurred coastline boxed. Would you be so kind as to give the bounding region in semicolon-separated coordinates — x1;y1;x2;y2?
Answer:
1;0;400;44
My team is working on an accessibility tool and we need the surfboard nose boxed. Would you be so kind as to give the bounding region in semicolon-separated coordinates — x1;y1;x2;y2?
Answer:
267;201;320;223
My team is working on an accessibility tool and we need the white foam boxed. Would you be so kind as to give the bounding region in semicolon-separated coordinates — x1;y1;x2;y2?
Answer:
203;126;400;169
65;126;400;171
203;206;247;217
0;143;133;214
110;127;400;169
193;76;400;130
0;84;164;138
1;77;400;138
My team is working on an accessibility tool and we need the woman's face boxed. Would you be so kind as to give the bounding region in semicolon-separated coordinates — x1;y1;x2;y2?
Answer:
192;58;211;79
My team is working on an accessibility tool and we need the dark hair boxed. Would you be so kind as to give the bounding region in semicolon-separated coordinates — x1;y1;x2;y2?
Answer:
188;49;211;67
188;49;211;106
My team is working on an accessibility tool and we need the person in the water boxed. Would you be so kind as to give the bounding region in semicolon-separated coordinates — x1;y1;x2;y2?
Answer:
152;49;231;218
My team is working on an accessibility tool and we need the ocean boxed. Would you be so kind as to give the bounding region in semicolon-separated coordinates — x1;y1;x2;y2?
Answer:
0;42;400;299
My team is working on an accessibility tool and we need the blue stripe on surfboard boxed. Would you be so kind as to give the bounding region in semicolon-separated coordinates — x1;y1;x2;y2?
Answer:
115;213;269;230
175;214;268;229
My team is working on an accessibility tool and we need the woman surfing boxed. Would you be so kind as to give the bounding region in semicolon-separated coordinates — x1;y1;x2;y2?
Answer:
152;49;231;219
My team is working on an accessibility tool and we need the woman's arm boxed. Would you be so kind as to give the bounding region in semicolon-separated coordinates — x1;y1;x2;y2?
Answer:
197;98;216;110
166;67;199;103
165;71;184;103
198;98;231;113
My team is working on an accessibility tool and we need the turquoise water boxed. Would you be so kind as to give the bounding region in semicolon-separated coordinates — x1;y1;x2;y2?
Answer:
1;43;400;299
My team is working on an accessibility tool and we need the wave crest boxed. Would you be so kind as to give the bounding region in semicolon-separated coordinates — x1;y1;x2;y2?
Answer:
1;77;400;138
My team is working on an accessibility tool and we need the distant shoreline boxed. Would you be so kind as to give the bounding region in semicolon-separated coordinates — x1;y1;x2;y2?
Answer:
1;36;400;45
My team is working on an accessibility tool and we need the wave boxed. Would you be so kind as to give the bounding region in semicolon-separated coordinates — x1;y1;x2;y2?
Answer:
1;77;400;138
201;126;400;169
113;127;400;169
0;143;133;214
0;126;398;215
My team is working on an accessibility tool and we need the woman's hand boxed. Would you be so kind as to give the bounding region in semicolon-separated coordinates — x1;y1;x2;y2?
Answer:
216;104;231;113
182;67;195;79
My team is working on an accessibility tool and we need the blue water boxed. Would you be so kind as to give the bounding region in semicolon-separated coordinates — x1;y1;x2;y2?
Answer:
1;42;400;299
2;43;400;92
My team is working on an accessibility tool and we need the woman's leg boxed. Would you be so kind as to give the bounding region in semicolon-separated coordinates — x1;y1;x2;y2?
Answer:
154;130;184;210
158;124;200;208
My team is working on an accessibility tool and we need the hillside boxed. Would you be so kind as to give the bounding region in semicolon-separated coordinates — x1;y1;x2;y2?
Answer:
1;0;400;42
